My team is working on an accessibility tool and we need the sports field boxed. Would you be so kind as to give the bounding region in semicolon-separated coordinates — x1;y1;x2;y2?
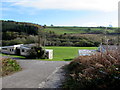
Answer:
45;46;97;61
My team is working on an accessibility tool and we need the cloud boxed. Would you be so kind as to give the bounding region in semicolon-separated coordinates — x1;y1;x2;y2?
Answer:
3;0;119;12
2;0;27;2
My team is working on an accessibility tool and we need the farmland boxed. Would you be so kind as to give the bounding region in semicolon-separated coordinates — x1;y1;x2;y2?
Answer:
44;26;116;34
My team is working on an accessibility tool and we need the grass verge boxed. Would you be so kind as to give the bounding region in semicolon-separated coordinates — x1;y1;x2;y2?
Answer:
0;53;25;59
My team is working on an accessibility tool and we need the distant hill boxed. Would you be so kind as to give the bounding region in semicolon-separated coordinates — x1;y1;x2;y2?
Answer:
1;20;119;46
1;20;118;35
1;20;43;35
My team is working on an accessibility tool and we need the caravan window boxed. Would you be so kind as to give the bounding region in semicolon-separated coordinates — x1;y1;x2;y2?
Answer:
10;49;13;52
22;49;25;52
2;48;7;50
11;49;14;51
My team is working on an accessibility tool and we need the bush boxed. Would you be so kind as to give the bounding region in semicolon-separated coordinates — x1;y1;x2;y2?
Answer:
2;58;21;76
63;50;120;89
26;46;46;59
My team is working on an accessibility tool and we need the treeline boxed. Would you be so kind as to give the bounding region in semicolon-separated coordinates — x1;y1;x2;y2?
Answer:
1;20;43;35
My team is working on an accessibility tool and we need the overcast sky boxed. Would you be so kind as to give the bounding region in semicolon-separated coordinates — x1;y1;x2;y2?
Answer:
1;0;119;27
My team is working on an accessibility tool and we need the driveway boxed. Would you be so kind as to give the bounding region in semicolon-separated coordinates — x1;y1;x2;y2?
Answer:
2;59;70;88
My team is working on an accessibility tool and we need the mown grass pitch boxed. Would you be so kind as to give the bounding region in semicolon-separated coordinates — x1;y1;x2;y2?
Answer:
44;46;97;61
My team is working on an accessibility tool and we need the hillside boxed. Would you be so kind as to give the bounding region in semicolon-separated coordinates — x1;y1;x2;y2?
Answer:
1;20;119;47
1;20;101;47
1;20;43;35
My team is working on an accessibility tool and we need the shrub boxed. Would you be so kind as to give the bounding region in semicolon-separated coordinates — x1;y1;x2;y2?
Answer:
1;58;21;76
63;49;120;89
26;46;46;59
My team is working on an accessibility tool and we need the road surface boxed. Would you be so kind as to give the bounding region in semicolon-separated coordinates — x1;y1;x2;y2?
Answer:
2;59;70;88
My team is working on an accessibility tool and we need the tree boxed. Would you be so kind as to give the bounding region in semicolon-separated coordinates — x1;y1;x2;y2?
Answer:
51;24;53;26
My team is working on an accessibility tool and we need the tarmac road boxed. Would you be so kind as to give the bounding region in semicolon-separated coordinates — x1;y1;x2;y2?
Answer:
2;59;70;88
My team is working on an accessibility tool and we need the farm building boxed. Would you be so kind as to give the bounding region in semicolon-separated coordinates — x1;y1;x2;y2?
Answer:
98;45;120;52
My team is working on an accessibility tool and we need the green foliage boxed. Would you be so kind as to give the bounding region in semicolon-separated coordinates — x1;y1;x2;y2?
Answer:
26;46;46;59
46;33;100;47
2;31;18;40
2;58;21;76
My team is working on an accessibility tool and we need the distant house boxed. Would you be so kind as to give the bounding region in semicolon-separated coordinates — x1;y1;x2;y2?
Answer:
98;45;120;52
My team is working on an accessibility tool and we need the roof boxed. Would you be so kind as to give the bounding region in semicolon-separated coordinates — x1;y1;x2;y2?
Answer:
21;44;36;48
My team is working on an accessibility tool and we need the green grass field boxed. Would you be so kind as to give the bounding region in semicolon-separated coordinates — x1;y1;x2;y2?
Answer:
43;46;97;61
44;27;87;34
1;47;97;61
0;53;26;59
44;27;116;34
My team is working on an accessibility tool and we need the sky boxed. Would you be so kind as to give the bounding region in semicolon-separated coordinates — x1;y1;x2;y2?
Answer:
1;0;119;27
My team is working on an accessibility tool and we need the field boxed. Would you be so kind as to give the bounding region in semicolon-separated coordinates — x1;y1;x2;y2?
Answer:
1;47;97;61
44;46;97;61
44;26;116;34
